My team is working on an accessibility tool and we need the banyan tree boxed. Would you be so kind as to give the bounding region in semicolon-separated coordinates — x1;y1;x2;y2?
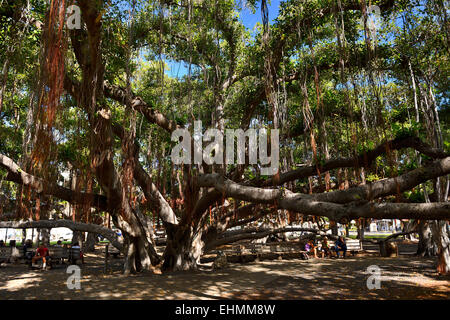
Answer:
0;0;449;274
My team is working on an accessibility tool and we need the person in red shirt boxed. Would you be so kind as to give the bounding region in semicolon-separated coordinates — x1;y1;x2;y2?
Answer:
32;243;49;267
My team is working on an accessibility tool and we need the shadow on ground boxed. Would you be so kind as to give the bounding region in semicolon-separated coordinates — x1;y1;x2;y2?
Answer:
0;243;449;300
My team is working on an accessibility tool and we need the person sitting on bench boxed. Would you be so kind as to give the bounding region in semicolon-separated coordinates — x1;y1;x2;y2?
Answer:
305;239;318;258
319;236;331;258
71;243;85;264
334;236;347;258
32;243;50;268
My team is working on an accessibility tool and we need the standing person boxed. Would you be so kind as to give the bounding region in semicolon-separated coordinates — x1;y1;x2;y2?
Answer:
335;236;347;258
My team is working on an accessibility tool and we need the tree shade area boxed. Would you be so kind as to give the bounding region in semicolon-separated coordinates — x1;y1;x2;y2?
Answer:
0;0;449;293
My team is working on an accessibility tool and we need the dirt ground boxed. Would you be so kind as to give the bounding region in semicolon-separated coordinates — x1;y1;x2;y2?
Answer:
1;243;449;300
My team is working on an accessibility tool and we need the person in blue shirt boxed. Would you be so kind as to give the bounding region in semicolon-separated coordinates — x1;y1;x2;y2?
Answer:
335;236;347;258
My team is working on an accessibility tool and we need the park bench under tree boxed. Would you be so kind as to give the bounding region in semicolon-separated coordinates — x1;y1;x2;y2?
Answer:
26;246;81;269
343;239;363;256
323;238;363;257
0;247;12;264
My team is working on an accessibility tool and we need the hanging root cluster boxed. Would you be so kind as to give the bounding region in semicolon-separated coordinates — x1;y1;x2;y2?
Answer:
32;0;67;170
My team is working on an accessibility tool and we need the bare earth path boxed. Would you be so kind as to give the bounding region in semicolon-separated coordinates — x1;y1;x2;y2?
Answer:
1;247;449;300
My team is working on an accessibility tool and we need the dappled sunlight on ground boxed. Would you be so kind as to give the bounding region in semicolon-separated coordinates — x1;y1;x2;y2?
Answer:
0;270;44;292
0;245;449;300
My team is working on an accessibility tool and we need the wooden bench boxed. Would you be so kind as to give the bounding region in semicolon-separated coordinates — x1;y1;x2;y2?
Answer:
23;246;78;269
266;242;308;259
220;241;312;263
332;239;362;257
48;247;68;265
25;247;55;270
68;247;81;264
25;247;35;262
244;243;264;254
346;239;363;256
268;242;302;253
232;245;243;255
0;247;12;263
154;231;167;245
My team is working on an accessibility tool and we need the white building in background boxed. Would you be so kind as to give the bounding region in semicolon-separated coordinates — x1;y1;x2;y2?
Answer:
0;228;22;242
50;228;73;241
0;227;73;244
368;219;402;232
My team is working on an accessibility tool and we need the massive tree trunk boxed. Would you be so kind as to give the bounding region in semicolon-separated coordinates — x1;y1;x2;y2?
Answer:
416;221;438;257
357;219;365;240
161;224;204;271
40;228;51;245
112;212;161;275
122;232;160;275
402;220;416;241
84;232;98;252
431;221;450;275
331;220;338;236
71;230;84;247
69;0;162;274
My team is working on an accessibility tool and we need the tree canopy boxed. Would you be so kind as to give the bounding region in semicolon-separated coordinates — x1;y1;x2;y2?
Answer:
0;0;449;274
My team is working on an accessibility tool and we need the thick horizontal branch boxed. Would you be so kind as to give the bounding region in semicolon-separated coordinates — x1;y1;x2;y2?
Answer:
0;154;108;211
279;199;450;221
104;82;179;133
198;171;450;220
263;136;448;186
0;220;122;250
200;157;450;208
313;157;450;203
65;76;179;134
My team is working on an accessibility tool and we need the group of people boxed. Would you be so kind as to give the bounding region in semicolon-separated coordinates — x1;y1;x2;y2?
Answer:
1;239;86;268
304;236;347;259
24;240;85;268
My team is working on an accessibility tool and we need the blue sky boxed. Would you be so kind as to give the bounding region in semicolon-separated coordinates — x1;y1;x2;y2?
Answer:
239;0;281;30
165;0;281;78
